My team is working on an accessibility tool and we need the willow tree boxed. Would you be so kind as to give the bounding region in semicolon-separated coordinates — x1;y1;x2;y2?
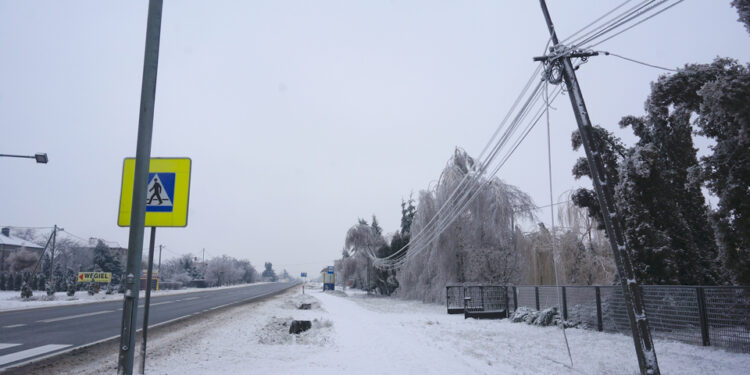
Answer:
397;148;534;303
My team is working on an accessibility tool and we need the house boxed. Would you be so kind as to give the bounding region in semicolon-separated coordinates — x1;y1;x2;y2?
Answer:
0;227;44;272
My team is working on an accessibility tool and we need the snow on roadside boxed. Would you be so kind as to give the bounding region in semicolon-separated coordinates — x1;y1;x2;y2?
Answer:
0;282;270;312
134;287;749;375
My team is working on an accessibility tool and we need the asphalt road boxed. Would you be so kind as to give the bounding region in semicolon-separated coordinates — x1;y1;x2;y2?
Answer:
0;282;296;370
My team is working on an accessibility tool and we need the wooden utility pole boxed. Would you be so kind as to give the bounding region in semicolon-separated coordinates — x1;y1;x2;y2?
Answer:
535;1;660;374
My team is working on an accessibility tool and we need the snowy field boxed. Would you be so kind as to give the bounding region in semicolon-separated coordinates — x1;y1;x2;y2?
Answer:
36;284;750;375
0;282;269;312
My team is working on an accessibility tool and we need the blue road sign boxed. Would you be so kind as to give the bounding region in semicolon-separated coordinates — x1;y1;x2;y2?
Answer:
327;266;334;274
301;272;307;277
146;172;176;212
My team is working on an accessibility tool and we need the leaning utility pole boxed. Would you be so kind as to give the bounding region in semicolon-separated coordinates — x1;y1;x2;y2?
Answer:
47;225;57;294
535;1;660;374
157;244;163;275
117;1;163;374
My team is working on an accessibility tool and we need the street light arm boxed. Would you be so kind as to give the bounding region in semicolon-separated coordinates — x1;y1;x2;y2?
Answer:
0;153;48;163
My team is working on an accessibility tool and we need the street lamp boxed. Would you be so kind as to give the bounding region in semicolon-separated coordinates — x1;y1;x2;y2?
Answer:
0;152;48;164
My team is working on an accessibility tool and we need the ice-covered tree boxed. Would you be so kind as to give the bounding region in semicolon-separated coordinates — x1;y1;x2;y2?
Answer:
401;196;416;235
397;148;534;302
555;195;616;285
570;125;626;231
733;0;750;33
645;58;750;284
341;218;386;291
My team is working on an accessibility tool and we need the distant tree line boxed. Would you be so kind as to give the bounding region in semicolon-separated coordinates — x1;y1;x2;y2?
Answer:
2;229;263;295
158;254;260;286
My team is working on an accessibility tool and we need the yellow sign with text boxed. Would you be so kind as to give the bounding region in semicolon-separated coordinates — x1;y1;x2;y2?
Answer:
118;158;191;227
77;272;112;283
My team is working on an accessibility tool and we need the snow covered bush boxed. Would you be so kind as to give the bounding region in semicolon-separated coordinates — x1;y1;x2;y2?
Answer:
20;281;33;299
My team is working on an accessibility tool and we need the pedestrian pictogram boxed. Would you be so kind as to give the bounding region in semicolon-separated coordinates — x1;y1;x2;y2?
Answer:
146;173;175;212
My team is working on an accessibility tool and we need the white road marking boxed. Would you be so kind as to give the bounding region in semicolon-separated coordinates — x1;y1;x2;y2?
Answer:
2;324;26;329
38;310;112;323
137;301;173;308
0;344;71;366
183;297;199;301
0;343;21;350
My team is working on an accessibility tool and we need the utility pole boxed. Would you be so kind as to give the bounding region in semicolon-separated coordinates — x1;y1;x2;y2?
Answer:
117;1;163;374
202;248;205;278
47;225;57;294
535;1;659;374
157;244;162;275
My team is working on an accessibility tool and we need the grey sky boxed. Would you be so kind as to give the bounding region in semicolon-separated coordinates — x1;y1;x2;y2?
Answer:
1;1;748;278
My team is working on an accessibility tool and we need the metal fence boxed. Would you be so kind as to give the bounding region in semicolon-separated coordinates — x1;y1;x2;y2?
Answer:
445;284;750;353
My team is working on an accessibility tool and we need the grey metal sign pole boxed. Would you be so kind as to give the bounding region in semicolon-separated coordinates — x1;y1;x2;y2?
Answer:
117;1;163;374
139;227;157;374
536;1;660;374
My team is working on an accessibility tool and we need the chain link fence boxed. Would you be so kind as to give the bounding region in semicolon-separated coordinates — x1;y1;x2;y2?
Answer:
445;284;750;353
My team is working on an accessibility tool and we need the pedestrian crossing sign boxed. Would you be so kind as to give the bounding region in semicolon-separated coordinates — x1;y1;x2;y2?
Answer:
118;158;191;227
146;173;175;212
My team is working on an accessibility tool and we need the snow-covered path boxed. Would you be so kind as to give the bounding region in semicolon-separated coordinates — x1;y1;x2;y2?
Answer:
311;291;472;374
32;286;750;374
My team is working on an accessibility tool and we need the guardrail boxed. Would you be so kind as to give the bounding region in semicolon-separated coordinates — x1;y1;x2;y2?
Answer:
446;284;750;353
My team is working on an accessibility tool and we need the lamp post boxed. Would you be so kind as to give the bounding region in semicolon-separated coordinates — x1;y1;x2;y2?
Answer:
0;153;48;163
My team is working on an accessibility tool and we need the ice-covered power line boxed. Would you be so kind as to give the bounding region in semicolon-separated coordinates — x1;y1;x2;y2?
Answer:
373;72;566;270
599;51;678;71
577;0;686;49
377;84;565;270
566;0;662;47
368;69;546;268
559;0;641;45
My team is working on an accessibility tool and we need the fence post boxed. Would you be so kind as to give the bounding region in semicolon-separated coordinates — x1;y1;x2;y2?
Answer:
561;286;568;321
446;287;449;311
512;286;518;312
595;286;603;332
535;286;540;310
480;286;484;311
696;287;710;346
503;286;510;318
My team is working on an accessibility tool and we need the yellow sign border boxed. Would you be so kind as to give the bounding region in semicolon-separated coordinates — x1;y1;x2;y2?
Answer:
117;157;192;227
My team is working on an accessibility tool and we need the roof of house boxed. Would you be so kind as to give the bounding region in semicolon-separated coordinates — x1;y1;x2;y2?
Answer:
0;233;44;249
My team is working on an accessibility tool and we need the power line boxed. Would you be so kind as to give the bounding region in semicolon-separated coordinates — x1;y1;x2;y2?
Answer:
575;0;665;47
583;0;686;48
599;51;678;72
375;63;568;270
560;0;640;44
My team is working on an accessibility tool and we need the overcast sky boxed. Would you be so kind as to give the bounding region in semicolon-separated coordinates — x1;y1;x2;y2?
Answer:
1;0;748;278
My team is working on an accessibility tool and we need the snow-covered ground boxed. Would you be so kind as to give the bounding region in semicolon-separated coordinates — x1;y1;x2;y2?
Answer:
30;285;749;374
0;282;268;312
